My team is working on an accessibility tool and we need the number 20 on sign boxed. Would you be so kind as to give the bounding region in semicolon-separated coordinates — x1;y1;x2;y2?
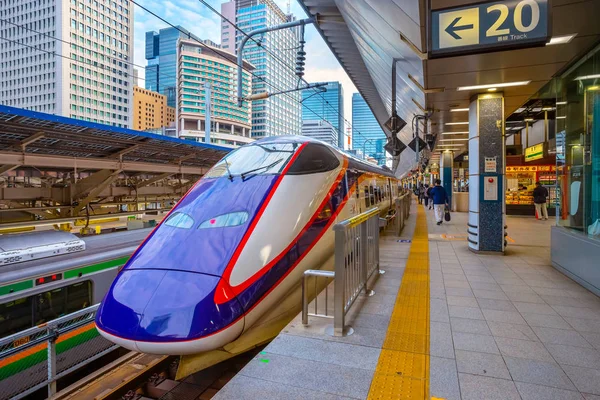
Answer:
431;0;549;57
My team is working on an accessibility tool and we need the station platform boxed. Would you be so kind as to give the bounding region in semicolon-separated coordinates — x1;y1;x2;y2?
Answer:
215;201;600;400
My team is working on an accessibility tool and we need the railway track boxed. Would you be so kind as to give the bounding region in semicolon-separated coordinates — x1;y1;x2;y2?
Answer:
53;347;262;400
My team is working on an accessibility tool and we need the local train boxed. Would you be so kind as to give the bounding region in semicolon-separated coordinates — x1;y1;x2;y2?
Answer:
0;228;150;399
96;136;401;355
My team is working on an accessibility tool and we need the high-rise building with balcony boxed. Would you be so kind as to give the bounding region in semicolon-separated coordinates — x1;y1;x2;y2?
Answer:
221;0;301;138
177;38;254;148
352;93;387;166
301;81;344;147
0;0;134;127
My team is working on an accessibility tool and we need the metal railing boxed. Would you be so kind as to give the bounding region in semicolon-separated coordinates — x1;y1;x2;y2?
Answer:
394;193;412;235
301;196;413;336
0;304;118;400
301;207;383;336
333;207;381;336
302;270;335;325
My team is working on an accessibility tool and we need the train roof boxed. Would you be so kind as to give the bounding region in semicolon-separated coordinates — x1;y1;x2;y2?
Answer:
252;136;397;179
0;230;80;252
0;228;151;284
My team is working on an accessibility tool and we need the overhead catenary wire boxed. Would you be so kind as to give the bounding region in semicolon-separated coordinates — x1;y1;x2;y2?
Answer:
136;0;369;149
0;17;178;85
196;0;377;148
4;0;382;158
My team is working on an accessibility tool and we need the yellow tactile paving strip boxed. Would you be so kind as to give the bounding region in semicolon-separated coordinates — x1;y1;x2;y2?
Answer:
368;205;430;400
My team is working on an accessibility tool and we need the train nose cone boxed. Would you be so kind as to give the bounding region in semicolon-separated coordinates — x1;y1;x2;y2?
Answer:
96;269;244;354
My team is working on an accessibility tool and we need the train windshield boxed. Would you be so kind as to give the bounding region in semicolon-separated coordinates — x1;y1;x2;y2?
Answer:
205;143;298;179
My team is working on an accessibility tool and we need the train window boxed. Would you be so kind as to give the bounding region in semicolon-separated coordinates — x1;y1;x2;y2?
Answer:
205;142;296;179
0;298;32;337
355;181;359;199
364;187;370;207
34;287;65;325
164;212;194;229
287;143;340;175
198;211;249;229
0;281;93;336
66;281;92;314
369;186;375;205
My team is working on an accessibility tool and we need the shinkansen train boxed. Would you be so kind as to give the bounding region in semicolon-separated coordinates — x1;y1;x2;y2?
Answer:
96;136;401;355
0;228;151;394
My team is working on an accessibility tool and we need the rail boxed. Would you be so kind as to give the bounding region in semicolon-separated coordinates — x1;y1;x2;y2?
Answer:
0;304;117;400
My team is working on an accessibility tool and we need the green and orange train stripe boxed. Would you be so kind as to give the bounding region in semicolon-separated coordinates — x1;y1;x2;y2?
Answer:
0;322;100;380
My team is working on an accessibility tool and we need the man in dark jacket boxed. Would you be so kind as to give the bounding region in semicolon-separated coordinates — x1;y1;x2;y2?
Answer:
533;181;549;220
430;179;449;225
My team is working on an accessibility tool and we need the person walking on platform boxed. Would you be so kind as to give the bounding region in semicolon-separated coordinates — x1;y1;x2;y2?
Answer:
426;184;433;210
417;183;425;204
430;179;449;225
423;184;430;208
533;181;549;220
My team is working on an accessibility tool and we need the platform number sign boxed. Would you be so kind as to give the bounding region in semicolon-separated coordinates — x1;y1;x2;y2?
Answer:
430;0;549;58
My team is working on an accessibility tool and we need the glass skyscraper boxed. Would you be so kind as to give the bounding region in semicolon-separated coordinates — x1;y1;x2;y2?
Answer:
352;93;387;165
221;0;301;138
145;27;204;108
302;81;344;147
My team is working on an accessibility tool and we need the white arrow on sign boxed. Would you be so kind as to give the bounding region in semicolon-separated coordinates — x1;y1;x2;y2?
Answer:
439;8;480;49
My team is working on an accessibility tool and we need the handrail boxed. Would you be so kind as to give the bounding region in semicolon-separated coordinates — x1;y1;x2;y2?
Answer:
0;303;117;400
334;207;380;230
301;193;412;337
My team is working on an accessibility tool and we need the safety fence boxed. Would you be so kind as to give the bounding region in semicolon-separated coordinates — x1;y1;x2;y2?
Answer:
0;304;117;400
302;198;411;336
394;192;412;235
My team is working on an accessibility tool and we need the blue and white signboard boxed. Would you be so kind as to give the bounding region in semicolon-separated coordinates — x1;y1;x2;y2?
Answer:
431;0;550;58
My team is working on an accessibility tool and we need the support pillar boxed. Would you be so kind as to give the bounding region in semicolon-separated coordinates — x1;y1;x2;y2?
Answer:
468;93;506;254
440;151;454;208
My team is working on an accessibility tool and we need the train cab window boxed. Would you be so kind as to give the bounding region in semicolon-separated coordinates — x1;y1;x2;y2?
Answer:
364;187;370;207
355;181;359;199
287;143;340;175
164;212;194;229
198;211;249;229
0;298;32;337
369;186;375;205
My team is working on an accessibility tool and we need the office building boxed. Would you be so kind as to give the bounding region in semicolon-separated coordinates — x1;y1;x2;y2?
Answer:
221;0;301;138
133;86;175;131
145;26;205;108
301;120;337;146
352;93;387;166
302;81;344;147
177;38;254;148
0;0;134;127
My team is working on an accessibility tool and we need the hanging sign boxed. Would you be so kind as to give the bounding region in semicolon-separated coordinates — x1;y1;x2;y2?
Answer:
525;142;545;162
430;0;550;58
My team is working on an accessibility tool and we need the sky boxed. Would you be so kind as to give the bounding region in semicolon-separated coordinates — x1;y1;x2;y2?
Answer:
132;0;358;142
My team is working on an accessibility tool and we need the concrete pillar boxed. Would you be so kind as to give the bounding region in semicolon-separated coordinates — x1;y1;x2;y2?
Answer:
468;93;506;254
440;151;454;208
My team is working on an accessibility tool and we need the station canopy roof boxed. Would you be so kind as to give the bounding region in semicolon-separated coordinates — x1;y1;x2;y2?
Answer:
0;105;230;176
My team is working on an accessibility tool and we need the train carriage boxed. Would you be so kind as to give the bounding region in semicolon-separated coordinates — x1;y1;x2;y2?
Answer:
96;136;400;355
